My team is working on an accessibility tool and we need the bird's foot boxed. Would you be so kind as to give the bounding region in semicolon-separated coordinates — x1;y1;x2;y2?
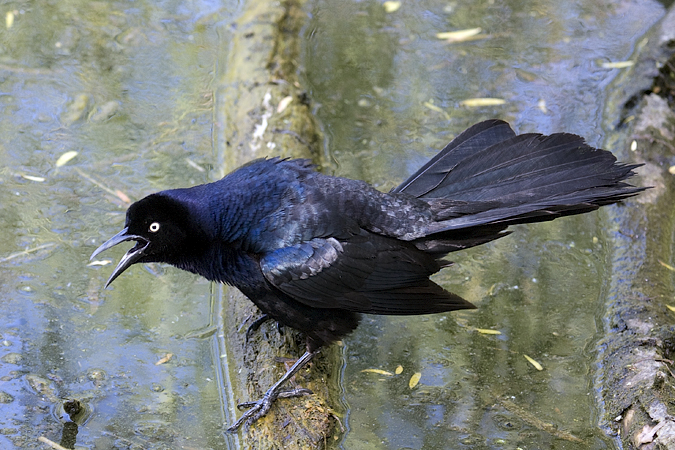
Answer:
226;386;313;432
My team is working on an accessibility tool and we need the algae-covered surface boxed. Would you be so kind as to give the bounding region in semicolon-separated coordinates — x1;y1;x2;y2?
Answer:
0;0;672;449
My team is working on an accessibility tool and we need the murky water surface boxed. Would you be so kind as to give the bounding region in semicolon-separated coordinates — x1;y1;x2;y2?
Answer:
305;0;663;448
0;0;665;448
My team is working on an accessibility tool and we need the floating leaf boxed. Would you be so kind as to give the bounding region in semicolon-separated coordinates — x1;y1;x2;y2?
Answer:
395;365;403;375
476;328;501;335
658;260;675;271
601;61;634;69
21;174;45;182
383;1;401;13
87;260;111;267
6;11;14;29
666;304;675;313
423;101;450;120
56;151;78;167
185;158;206;172
155;353;173;365
523;354;543;371
487;283;497;296
115;190;131;204
436;27;482;42
409;372;422;389
277;96;293;113
460;98;506;107
361;368;393;376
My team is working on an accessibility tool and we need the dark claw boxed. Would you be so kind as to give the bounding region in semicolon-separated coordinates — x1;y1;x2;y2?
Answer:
236;388;313;410
227;387;313;431
226;350;317;432
244;314;272;343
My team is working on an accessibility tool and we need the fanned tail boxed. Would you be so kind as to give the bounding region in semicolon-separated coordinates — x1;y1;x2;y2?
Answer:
395;120;646;253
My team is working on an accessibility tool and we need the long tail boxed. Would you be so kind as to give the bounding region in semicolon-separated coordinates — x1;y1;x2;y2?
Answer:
394;120;646;253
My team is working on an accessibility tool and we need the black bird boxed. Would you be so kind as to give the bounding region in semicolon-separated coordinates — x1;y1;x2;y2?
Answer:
90;120;644;431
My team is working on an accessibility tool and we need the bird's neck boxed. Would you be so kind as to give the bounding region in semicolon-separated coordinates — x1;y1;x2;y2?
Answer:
171;241;259;288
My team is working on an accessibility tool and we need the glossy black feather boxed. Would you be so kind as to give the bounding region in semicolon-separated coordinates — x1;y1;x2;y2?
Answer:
94;120;645;351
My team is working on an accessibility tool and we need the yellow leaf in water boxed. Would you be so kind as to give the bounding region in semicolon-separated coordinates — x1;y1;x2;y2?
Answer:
436;28;482;42
666;304;675;313
6;11;14;29
475;328;501;335
115;190;131;204
56;151;78;167
87;260;111;267
487;283;497;296
155;353;173;365
601;61;634;69
523;354;543;371
422;101;450;120
21;174;45;182
395;365;403;375
276;96;293;113
409;372;422;389
659;260;675;272
361;368;393;376
423;101;444;113
383;1;401;13
460;98;506;107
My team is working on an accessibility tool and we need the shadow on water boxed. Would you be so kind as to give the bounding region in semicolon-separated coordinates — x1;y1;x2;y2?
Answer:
0;0;665;448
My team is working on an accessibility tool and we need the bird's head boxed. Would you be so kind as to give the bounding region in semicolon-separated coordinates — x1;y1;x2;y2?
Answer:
90;194;195;288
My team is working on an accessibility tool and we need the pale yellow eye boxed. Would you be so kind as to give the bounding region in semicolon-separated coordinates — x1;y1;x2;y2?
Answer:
149;222;160;233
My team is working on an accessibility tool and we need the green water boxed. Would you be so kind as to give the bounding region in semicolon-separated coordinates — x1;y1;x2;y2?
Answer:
0;0;665;448
304;0;663;448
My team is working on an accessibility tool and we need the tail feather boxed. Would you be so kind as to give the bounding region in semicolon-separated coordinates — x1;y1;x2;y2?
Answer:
392;119;516;196
396;120;645;239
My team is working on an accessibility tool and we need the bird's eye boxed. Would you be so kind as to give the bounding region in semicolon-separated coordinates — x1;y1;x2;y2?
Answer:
149;222;161;233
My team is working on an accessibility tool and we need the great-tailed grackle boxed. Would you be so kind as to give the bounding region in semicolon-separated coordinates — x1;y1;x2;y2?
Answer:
90;120;645;431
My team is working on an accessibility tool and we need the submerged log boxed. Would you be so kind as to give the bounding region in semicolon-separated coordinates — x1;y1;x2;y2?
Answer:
213;0;341;448
598;5;675;449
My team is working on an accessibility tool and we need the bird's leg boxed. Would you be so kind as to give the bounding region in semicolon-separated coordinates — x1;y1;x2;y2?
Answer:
226;350;317;432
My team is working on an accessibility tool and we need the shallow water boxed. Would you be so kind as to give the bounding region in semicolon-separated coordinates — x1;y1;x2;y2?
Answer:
0;1;230;448
304;0;663;448
0;0;665;448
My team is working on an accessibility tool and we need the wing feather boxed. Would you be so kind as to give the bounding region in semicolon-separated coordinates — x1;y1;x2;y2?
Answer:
260;231;475;315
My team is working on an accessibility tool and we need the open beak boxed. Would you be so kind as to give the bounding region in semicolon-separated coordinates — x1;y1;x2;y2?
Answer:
90;228;149;288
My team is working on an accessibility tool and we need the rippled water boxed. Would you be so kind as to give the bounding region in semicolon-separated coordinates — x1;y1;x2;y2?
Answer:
0;0;665;448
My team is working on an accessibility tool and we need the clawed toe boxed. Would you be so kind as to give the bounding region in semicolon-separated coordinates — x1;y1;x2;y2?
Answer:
227;387;314;432
226;351;318;432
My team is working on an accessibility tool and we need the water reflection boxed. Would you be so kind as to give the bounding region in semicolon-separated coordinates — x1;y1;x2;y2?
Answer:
305;0;663;448
0;0;231;448
0;0;665;448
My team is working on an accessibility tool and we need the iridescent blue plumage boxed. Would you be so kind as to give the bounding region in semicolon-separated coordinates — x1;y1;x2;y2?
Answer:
91;120;646;431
